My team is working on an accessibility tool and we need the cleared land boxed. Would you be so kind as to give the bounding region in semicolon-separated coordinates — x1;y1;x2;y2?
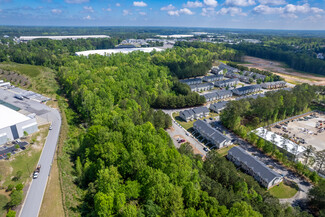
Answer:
240;56;325;85
268;181;298;199
271;113;325;152
0;62;58;97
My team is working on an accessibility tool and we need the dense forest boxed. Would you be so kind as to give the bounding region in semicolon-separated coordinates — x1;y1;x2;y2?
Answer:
57;52;311;217
0;38;118;68
221;84;319;136
0;28;324;216
232;43;325;76
175;41;243;62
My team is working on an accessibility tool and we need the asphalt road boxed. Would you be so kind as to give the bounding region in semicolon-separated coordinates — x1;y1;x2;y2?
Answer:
164;105;311;208
163;109;208;157
212;120;312;207
0;88;61;217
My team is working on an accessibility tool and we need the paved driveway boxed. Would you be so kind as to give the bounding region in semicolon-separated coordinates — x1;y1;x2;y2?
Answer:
0;89;61;217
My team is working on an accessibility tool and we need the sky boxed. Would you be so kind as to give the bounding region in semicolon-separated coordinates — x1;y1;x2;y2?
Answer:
0;0;325;30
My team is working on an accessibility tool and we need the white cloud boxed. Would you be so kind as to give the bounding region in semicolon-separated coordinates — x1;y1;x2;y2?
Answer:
180;8;194;15
51;9;62;14
168;8;194;16
83;6;94;13
225;0;255;7
123;9;130;16
83;15;92;20
258;0;286;5
253;3;323;18
133;1;147;7
103;7;112;12
116;3;121;7
217;7;247;16
253;5;283;14
183;1;203;8
161;4;175;11
201;7;215;16
65;0;88;4
139;11;146;15
204;0;218;7
168;10;180;16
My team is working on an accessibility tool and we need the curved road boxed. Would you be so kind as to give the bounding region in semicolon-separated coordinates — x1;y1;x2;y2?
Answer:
0;89;61;217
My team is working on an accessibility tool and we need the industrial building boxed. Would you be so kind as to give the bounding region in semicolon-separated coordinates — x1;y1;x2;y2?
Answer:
0;105;38;145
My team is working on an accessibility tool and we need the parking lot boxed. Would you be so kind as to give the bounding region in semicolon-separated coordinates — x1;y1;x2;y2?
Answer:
271;112;325;151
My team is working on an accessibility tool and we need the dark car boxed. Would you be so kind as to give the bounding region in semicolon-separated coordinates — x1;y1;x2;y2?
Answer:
203;147;209;152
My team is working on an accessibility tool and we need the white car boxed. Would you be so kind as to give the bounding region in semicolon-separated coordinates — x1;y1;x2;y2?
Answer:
33;172;39;179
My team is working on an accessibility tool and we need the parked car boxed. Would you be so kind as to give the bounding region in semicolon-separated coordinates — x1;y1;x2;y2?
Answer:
203;147;209;152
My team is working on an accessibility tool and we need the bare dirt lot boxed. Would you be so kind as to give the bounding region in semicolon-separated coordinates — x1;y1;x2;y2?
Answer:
241;56;325;86
271;113;325;151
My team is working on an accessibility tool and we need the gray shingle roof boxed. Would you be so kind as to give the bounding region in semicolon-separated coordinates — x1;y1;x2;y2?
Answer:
210;101;228;111
228;146;282;183
194;120;230;144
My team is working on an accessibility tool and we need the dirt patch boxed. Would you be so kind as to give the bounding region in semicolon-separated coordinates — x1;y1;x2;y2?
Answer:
271;113;325;152
241;56;325;86
0;69;30;87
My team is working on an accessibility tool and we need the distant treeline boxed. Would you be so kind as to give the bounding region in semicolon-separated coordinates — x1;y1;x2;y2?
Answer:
0;38;118;67
231;44;325;76
175;41;244;62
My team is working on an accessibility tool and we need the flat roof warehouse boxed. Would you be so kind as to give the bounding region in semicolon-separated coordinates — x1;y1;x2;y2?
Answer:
75;47;165;57
0;105;30;129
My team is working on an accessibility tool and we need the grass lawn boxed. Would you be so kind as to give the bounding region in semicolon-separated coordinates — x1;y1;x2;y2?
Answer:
217;145;236;156
0;194;9;217
0;62;43;77
0;124;49;187
268;181;298;199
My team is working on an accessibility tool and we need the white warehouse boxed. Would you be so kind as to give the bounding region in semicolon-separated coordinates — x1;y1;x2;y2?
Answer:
0;105;38;145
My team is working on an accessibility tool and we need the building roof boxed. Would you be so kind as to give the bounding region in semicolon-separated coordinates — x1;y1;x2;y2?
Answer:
180;109;195;118
75;47;165;56
190;82;213;89
203;75;223;80
210;101;229;111
180;78;202;83
254;127;306;155
193;106;209;114
215;78;239;86
217;90;233;97
194;120;230;144
20;35;110;41
228;146;282;183
232;84;261;93
0;105;30;129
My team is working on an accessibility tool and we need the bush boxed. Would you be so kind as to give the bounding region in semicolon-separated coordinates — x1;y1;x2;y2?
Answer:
6;209;16;217
6;184;14;192
7;190;23;207
15;183;24;191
